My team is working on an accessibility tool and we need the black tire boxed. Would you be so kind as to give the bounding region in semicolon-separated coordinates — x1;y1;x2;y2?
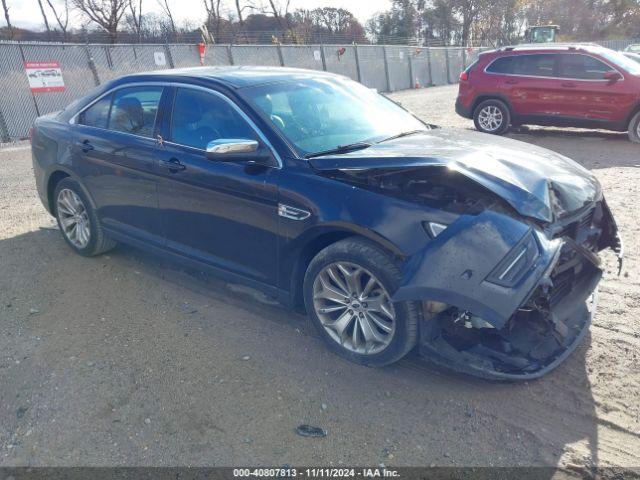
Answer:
473;99;511;135
628;111;640;143
53;177;117;257
303;237;419;367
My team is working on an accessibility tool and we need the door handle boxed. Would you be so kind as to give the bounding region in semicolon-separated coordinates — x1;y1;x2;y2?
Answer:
561;82;576;88
505;79;519;85
159;158;186;172
78;139;94;153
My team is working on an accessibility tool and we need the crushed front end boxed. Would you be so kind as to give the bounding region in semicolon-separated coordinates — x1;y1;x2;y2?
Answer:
394;200;622;381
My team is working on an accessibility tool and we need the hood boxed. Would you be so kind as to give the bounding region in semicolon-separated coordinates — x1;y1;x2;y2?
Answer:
309;129;601;222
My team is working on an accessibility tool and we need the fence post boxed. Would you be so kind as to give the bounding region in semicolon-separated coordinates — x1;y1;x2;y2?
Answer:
84;44;101;86
382;46;391;92
276;44;285;67
444;46;451;84
319;45;327;71
462;47;467;70
408;50;414;89
164;42;175;69
0;107;10;143
426;47;433;86
354;44;362;83
227;44;234;65
16;42;41;117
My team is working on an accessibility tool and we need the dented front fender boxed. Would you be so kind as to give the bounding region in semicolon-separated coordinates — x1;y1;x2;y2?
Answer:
392;210;563;329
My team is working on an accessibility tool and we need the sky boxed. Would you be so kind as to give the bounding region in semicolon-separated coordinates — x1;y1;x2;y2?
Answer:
1;0;393;31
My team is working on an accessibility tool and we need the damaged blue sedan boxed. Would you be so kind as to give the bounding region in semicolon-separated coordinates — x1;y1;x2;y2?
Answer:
30;67;622;380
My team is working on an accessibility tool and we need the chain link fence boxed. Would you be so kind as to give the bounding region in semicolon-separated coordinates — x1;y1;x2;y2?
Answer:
0;41;485;142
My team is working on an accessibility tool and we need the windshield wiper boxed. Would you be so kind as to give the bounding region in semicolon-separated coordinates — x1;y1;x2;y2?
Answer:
376;129;428;144
304;142;372;159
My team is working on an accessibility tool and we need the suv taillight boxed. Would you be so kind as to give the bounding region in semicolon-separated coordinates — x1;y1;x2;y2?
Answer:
459;71;469;81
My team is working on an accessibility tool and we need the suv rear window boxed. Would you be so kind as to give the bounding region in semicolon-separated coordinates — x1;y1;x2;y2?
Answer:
486;54;557;77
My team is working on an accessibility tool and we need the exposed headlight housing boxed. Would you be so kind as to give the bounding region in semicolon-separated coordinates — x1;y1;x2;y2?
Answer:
486;230;540;287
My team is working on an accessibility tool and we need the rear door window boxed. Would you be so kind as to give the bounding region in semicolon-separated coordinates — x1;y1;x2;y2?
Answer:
557;54;611;80
511;54;557;77
108;87;163;137
78;95;112;129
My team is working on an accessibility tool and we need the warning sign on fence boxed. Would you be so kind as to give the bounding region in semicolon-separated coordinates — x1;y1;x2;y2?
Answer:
24;61;65;93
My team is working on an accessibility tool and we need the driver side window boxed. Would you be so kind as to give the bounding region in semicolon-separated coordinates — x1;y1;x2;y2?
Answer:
170;88;257;150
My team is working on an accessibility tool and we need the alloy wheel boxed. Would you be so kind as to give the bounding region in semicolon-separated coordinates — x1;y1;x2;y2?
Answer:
56;188;91;249
478;105;503;132
312;262;396;355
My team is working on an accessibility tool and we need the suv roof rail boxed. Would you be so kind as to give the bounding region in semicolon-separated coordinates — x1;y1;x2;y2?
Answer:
498;42;602;51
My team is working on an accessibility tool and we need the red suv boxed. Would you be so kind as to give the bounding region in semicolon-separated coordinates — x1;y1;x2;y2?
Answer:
456;45;640;142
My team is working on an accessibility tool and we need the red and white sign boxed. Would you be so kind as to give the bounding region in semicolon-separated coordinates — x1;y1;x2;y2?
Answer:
24;61;65;93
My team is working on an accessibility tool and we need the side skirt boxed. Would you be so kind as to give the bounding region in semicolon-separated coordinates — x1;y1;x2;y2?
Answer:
103;227;291;307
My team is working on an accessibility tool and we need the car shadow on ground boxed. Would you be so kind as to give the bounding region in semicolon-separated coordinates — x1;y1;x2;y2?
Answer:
0;228;602;472
503;127;638;170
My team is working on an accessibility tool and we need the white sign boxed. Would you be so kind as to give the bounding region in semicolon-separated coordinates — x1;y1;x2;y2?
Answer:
313;50;322;62
24;61;65;93
154;51;167;67
399;51;404;59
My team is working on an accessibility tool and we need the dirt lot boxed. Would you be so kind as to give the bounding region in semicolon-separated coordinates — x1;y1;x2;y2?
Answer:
1;85;639;474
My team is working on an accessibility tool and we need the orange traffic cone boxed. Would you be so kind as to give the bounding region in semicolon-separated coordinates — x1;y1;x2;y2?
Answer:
414;77;421;89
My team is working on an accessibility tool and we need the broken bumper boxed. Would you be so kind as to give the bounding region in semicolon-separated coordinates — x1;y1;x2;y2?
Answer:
393;204;620;380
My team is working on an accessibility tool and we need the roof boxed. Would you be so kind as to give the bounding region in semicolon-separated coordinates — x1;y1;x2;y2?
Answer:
118;66;341;89
482;43;607;55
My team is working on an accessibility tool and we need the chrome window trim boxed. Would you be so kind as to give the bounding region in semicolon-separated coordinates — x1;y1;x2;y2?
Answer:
70;81;283;169
483;52;625;82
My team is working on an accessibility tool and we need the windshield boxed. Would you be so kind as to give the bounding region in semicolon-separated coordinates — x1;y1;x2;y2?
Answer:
240;78;428;157
598;49;640;75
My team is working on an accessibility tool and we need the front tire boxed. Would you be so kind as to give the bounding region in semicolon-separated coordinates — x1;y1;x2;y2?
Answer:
628;111;640;143
473;99;511;135
303;238;419;367
53;178;116;257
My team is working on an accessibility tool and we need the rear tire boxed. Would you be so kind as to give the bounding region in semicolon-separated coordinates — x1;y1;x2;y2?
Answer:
628;111;640;143
53;178;116;257
303;238;419;367
473;99;511;135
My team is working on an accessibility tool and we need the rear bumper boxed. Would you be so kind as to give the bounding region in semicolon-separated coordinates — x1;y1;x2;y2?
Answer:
455;97;473;118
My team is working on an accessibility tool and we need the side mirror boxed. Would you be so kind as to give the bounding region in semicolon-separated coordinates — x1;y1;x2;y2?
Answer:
206;139;259;158
603;70;622;82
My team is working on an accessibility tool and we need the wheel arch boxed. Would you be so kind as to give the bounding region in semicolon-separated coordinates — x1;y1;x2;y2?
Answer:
471;94;514;118
625;101;640;127
287;226;403;313
45;167;96;215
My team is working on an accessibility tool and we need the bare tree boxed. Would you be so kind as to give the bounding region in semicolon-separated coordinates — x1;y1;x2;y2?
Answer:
73;0;128;42
45;0;70;39
127;0;143;40
266;0;291;30
36;0;52;37
203;0;222;40
1;0;14;38
156;0;176;37
234;0;257;41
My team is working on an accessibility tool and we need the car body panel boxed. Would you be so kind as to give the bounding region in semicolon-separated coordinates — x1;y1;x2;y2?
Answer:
392;211;561;329
30;67;622;380
309;129;600;223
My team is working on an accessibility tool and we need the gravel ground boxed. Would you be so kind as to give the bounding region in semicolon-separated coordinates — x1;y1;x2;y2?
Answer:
0;85;639;474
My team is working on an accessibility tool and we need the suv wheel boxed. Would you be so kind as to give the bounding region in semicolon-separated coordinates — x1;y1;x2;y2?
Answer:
473;99;511;135
629;111;640;143
54;177;117;256
303;238;419;367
